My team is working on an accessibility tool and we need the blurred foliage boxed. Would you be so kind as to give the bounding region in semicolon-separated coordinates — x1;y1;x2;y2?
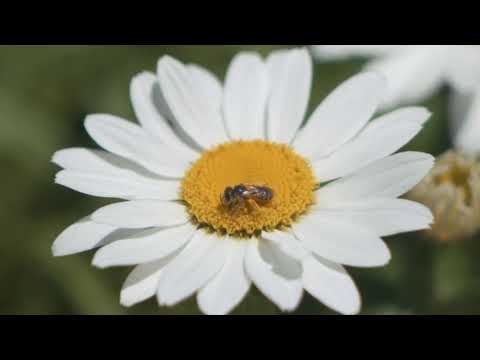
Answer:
0;45;478;315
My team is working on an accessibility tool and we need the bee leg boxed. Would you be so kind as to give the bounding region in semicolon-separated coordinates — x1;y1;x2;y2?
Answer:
246;199;260;212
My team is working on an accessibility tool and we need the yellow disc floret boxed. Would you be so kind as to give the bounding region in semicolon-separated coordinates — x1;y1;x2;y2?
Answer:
181;140;317;237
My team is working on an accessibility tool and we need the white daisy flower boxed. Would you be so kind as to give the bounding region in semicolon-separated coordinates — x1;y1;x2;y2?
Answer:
311;45;480;108
52;48;434;315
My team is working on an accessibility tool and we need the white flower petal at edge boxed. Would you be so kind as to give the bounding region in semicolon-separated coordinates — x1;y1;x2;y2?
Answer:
266;48;312;144
187;64;223;112
197;238;251;315
451;89;480;154
293;72;387;159
312;45;480;110
312;45;409;60
293;216;391;268
317;152;435;204
365;47;447;108
157;232;230;307
91;200;189;229
313;198;433;237
262;231;363;314
245;238;303;312
313;107;431;182
121;256;174;307
130;71;199;161
224;52;269;140
55;170;180;200
53;148;181;200
52;218;119;257
296;151;434;268
92;223;196;268
302;255;361;315
53;148;145;174
449;88;473;139
262;230;310;261
445;47;480;93
85;114;190;178
157;56;228;149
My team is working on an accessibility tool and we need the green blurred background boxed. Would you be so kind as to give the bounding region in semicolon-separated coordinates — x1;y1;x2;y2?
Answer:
0;45;478;315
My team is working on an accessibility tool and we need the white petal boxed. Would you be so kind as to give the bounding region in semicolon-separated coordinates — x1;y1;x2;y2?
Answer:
313;107;431;182
224;52;269;140
293;215;391;268
313;198;433;237
302;255;361;315
245;238;303;312
449;88;473;139
451;89;480;154
52;218;119;257
157;56;228;149
317;152;435;204
262;230;310;261
294;72;387;158
55;169;180;200
52;148;171;180
53;148;145;175
92;223;196;268
366;46;447;108
187;64;223;111
311;45;409;60
445;46;480;93
135;71;201;152
85;114;189;178
53;148;181;200
265;49;290;97
267;48;312;144
197;238;251;315
120;257;173;307
91;200;188;229
157;232;229;307
130;72;199;161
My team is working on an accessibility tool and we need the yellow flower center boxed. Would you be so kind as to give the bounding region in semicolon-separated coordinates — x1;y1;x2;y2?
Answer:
181;140;317;237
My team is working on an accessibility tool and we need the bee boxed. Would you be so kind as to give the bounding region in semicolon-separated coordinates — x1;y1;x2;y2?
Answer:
222;184;274;210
